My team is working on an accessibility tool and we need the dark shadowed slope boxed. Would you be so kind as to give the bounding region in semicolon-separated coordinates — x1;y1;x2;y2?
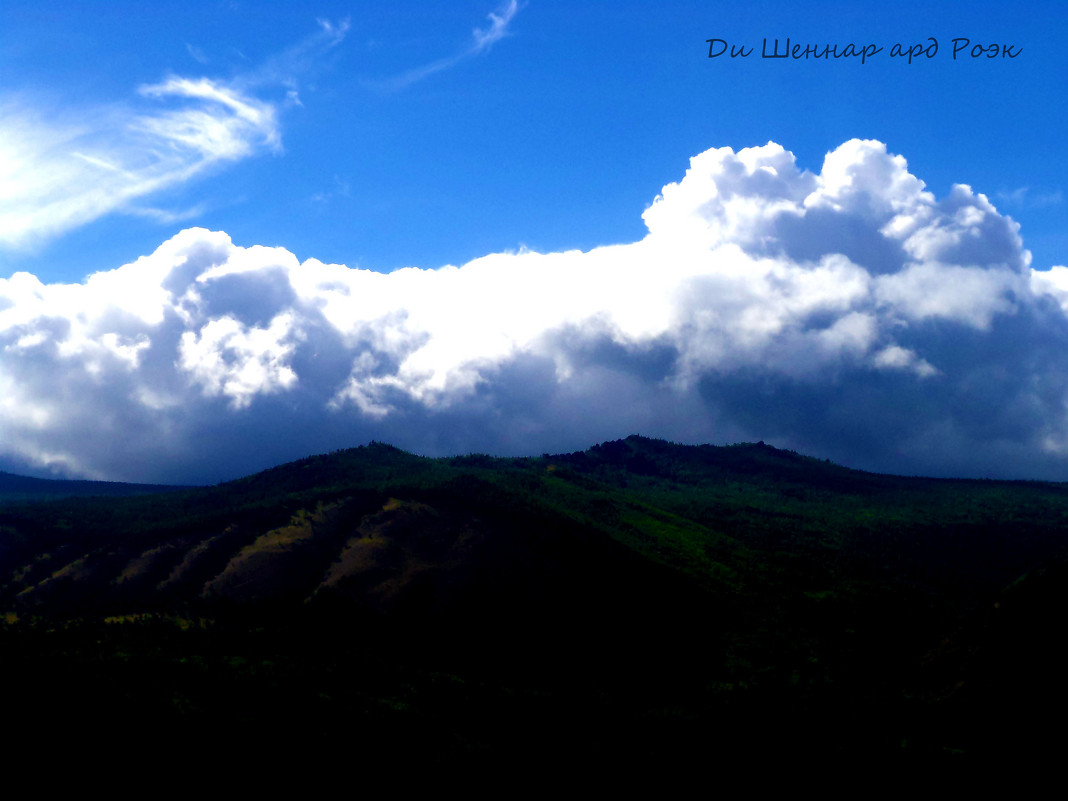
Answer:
0;470;191;504
3;435;1068;772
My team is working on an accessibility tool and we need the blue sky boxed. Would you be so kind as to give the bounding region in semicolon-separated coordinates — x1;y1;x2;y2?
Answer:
4;0;1064;280
2;1;1068;483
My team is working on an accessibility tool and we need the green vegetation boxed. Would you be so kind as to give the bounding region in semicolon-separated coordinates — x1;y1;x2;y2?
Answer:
2;435;1068;773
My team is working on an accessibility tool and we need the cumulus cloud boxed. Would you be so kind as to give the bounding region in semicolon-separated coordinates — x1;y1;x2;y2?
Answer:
3;138;1068;483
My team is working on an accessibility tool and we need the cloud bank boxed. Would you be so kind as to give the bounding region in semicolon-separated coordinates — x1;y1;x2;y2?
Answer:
3;138;1068;483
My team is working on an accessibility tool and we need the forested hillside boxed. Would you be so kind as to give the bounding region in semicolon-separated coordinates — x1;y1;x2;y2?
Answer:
3;436;1067;773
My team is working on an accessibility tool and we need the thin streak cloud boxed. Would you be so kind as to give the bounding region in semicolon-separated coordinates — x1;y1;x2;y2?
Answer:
472;0;522;51
372;1;522;90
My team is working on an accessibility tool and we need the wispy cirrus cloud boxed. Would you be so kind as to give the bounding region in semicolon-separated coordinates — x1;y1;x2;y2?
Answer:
372;1;522;90
124;203;212;225
185;43;210;65
996;186;1064;208
136;77;281;159
0;20;347;254
0;82;277;253
246;17;350;95
472;0;521;50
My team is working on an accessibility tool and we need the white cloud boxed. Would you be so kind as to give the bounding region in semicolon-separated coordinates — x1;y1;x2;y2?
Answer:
0;20;347;254
1031;265;1068;314
372;1;522;90
875;262;1024;330
472;1;521;52
2;139;1068;483
873;345;938;377
185;43;210;66
136;77;280;157
997;186;1064;208
0;85;277;253
179;313;300;408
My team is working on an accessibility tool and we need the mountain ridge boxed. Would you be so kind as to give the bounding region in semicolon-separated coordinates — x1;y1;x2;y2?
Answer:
5;433;1067;499
3;433;1068;769
0;469;193;502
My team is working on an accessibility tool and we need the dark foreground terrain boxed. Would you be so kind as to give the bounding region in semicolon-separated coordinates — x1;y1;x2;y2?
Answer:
2;436;1068;775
